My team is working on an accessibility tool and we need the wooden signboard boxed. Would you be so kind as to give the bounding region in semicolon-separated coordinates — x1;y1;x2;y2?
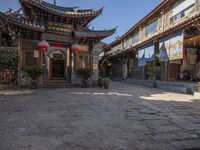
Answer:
47;22;72;33
53;54;63;59
45;33;73;43
34;50;39;58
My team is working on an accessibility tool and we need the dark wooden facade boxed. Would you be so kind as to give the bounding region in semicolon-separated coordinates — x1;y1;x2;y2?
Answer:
0;0;115;84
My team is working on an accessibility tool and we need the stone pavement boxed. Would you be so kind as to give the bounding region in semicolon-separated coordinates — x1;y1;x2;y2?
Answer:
0;81;200;150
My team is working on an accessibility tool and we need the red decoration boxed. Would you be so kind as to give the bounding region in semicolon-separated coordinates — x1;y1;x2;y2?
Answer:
38;40;49;50
55;42;62;48
71;44;81;54
4;71;6;80
9;71;12;81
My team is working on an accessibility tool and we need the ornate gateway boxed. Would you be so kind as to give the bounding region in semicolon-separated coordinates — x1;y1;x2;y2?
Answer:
0;0;115;85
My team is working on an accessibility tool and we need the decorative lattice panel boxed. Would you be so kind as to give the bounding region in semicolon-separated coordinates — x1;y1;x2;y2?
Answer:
0;47;18;82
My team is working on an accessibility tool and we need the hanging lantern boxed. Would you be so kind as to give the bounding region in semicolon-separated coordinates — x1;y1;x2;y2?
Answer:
54;42;62;48
38;40;49;50
71;44;81;54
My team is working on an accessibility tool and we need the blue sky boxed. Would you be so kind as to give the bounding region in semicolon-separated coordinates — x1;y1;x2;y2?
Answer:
0;0;161;43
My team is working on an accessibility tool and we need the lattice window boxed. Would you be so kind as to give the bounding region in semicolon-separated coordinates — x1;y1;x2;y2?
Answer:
25;51;37;66
0;47;18;83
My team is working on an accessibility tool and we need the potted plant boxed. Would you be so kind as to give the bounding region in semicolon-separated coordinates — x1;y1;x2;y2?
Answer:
25;66;44;89
77;68;93;88
98;77;103;88
103;78;110;89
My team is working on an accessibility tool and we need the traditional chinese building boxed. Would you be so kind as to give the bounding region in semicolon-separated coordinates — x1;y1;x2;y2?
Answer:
0;0;115;86
101;0;200;93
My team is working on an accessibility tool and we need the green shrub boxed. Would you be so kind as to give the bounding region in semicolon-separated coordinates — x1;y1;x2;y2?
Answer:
98;77;104;88
103;77;110;89
77;68;93;81
25;66;44;80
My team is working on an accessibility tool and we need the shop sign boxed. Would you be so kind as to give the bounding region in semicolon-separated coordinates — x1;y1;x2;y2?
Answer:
159;32;184;62
53;54;63;59
138;45;154;66
48;22;72;33
45;33;73;43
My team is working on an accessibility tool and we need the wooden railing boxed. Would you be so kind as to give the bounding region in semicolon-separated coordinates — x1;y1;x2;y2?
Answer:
0;70;17;83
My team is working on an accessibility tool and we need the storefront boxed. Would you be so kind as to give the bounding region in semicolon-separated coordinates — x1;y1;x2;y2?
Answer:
184;27;200;82
138;45;159;80
141;30;200;82
158;32;184;81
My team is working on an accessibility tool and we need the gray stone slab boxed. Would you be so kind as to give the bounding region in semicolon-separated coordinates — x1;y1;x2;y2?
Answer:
0;81;200;150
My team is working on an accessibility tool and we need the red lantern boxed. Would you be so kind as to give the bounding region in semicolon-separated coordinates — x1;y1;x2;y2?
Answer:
71;44;81;54
55;42;62;48
38;40;49;50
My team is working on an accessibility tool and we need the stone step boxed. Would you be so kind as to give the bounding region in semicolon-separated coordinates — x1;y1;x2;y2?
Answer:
42;83;75;88
42;80;76;88
46;80;66;83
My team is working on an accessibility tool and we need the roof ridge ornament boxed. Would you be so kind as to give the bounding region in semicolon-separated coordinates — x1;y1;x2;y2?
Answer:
53;0;56;5
100;7;105;12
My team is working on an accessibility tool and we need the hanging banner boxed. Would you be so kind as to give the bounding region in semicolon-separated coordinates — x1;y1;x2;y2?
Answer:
138;45;154;66
159;32;184;62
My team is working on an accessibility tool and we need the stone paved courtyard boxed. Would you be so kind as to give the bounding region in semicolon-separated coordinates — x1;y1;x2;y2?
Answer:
0;82;200;150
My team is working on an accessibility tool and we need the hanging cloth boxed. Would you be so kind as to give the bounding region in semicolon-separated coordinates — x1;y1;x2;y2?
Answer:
159;42;169;62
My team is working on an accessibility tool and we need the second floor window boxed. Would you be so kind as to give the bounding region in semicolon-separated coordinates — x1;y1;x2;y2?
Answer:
25;51;37;66
132;32;139;45
145;20;158;37
170;0;195;24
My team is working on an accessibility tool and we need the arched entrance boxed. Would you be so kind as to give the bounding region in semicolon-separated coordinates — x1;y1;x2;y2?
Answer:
47;49;67;80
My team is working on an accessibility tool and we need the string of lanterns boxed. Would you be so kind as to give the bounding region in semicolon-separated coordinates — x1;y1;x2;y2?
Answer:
38;40;81;54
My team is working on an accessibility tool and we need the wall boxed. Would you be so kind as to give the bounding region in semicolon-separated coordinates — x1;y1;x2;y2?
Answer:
92;42;106;85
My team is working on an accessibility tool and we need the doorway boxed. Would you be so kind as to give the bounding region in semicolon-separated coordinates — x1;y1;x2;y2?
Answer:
52;59;64;78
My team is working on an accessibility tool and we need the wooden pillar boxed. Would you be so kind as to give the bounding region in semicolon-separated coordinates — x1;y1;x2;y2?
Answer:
139;27;143;42
17;38;23;84
0;29;2;47
89;44;93;69
165;61;169;81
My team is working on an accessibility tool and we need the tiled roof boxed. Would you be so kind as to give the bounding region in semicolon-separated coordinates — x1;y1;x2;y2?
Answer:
20;0;103;18
0;47;18;53
3;9;22;18
0;12;45;32
74;29;116;39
